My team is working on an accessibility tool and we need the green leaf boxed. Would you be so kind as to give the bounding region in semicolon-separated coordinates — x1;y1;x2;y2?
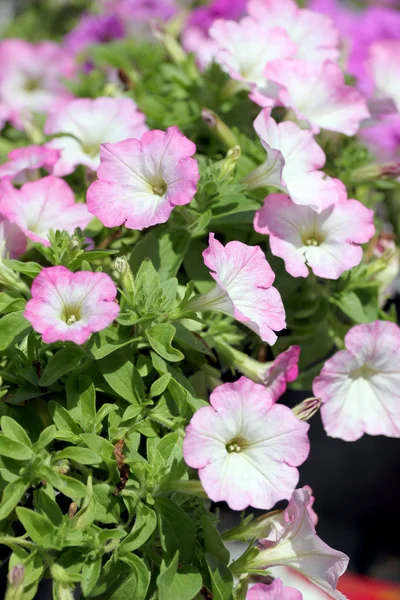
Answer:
130;229;190;280
86;328;133;360
0;479;27;520
33;425;57;451
81;558;102;597
66;375;96;431
49;402;82;436
119;504;157;553
33;488;63;527
150;373;172;398
205;554;234;600
201;516;230;565
0;292;26;314
0;435;33;460
332;291;370;324
3;260;42;277
80;433;115;461
147;324;184;363
56;447;103;465
173;322;214;357
156;497;196;565
0;311;30;351
39;347;85;386
99;350;145;404
157;553;202;600
16;507;59;548
1;416;32;447
112;555;150;600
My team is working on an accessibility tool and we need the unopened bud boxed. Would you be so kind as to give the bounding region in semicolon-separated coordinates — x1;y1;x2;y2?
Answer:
68;502;78;519
69;236;80;251
151;20;186;64
8;565;24;587
115;256;135;302
292;396;321;421
201;108;238;149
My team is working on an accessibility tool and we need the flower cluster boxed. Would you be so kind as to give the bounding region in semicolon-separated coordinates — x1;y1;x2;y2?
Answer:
0;0;400;599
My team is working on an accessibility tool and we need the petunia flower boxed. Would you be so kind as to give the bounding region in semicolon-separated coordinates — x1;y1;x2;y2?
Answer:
254;193;375;279
24;266;120;345
183;376;310;510
209;18;296;104
218;341;300;401
247;580;302;600
367;40;400;113
45;97;148;176
0;145;60;183
0;216;26;259
264;60;370;135
243;108;341;212
86;126;199;230
0;176;92;247
247;0;339;62
187;233;286;345
248;488;349;600
64;12;126;55
0;39;75;129
313;320;400;441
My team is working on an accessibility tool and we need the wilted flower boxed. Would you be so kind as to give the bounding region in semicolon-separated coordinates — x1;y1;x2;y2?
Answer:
24;267;120;344
87;126;199;230
45;97;147;176
183;377;310;510
254;192;375;279
0;176;92;247
188;233;286;345
313;320;400;441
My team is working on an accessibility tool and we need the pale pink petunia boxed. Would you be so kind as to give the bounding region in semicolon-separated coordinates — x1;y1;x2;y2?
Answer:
0;176;92;247
265;60;370;135
209;18;296;104
181;26;218;71
183;376;310;510
243;108;340;212
254;193;375;279
24;266;120;345
0;39;75;129
229;344;300;401
250;488;349;600
188;233;286;345
0;145;60;183
45;97;148;176
86;126;199;230
367;40;400;113
0;216;26;259
247;580;302;600
313;321;400;441
247;0;339;62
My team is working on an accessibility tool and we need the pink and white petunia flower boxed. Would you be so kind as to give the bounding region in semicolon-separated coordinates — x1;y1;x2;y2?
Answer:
87;126;199;230
225;343;300;401
188;233;286;345
24;266;120;345
247;580;302;600
0;216;26;259
313;321;400;441
265;60;370;135
209;18;296;104
0;39;75;129
247;0;339;62
249;488;349;600
254;193;375;279
243;108;341;212
0;145;60;183
0;176;92;247
367;40;400;113
183;376;310;510
45;97;148;176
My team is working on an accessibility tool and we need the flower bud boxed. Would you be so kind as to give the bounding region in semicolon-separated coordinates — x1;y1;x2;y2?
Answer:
201;108;238;149
115;256;135;303
292;396;321;421
8;564;24;587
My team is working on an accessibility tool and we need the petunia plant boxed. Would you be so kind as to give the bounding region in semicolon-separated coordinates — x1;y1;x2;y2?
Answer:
0;0;400;599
